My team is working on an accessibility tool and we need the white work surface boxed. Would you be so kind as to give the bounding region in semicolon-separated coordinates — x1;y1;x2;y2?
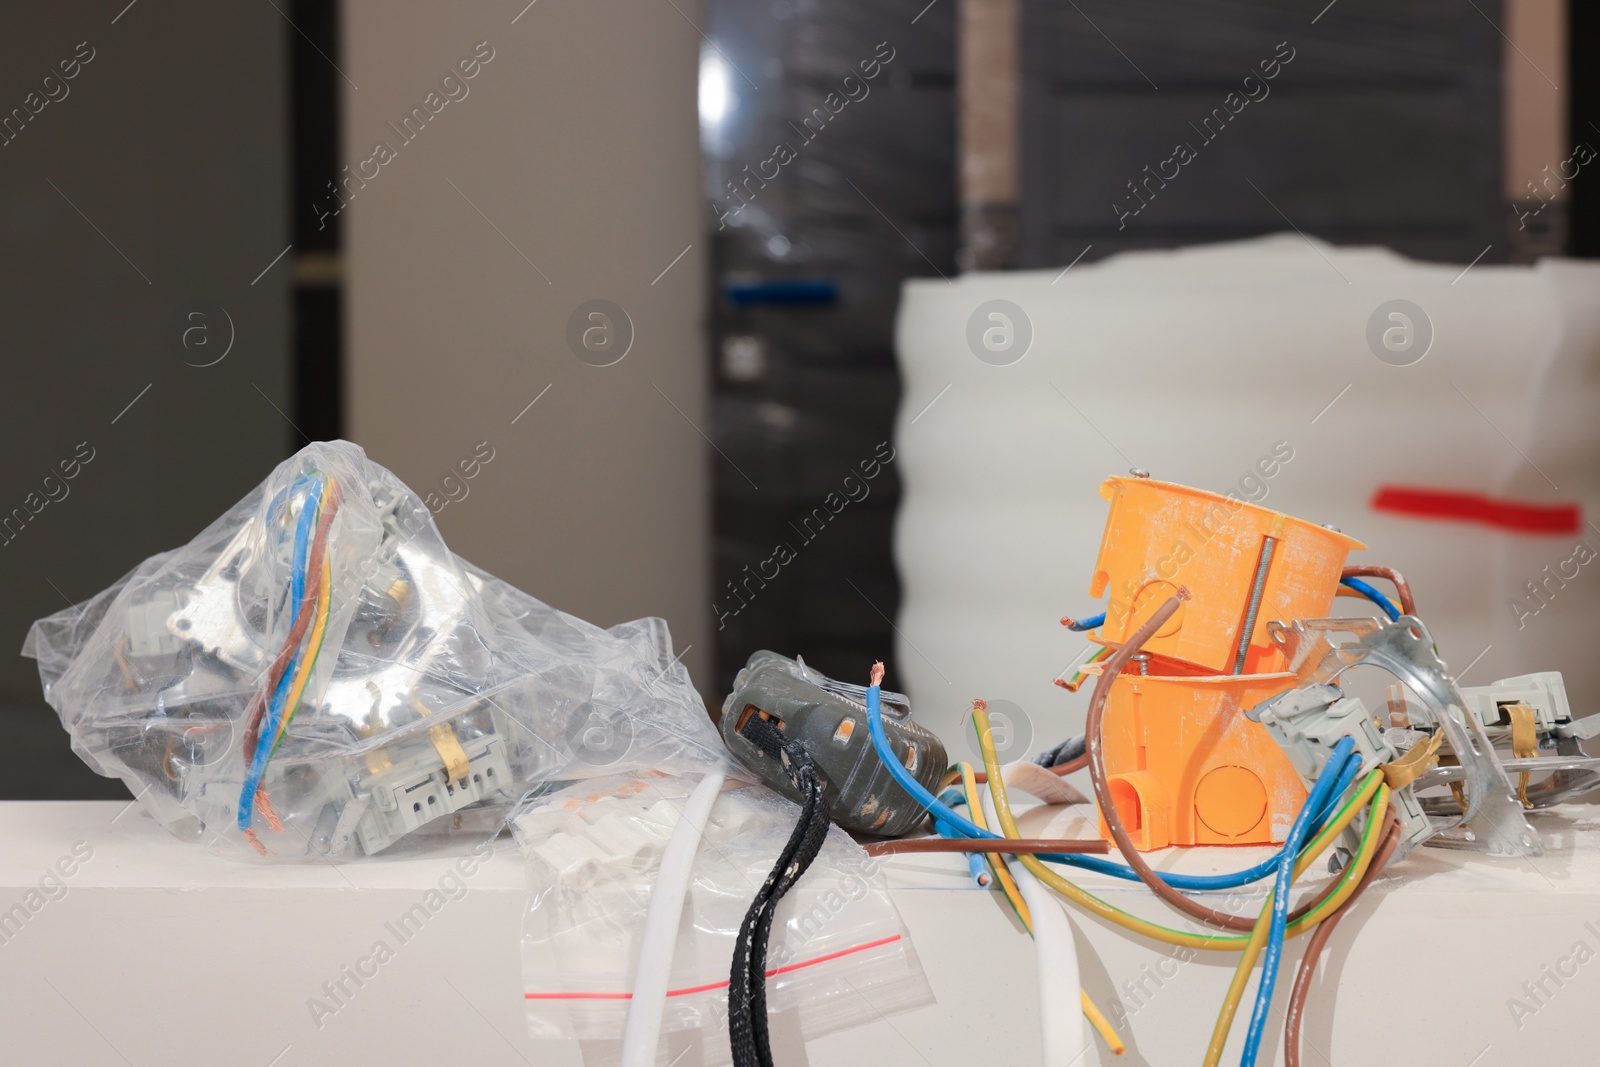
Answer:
3;800;1597;1067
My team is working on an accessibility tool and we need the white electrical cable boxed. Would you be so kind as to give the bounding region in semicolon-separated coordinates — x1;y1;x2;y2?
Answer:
619;767;727;1067
981;790;1086;1067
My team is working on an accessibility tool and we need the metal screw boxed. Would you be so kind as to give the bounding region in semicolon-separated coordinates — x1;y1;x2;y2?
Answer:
1129;468;1150;479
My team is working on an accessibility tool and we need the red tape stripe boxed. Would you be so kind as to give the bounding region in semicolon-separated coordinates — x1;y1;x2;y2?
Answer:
524;933;903;1001
1371;486;1581;535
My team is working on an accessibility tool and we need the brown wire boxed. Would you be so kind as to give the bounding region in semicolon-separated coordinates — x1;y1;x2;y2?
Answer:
240;484;344;765
1340;565;1416;615
1086;593;1353;933
863;837;1109;858
1050;754;1089;777
1283;816;1402;1067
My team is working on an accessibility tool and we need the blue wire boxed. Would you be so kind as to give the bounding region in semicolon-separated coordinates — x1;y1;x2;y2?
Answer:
285;475;319;614
1239;736;1356;1067
1339;576;1400;621
940;769;1356;894
237;478;322;830
1063;612;1106;632
866;684;1363;892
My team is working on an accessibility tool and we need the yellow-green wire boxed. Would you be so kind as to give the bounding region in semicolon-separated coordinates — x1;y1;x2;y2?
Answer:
952;761;1124;1055
957;762;1029;925
1200;783;1390;1067
967;702;1385;1063
1063;644;1111;690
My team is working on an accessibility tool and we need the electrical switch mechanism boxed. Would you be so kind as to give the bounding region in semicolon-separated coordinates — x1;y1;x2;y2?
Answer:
1248;681;1434;861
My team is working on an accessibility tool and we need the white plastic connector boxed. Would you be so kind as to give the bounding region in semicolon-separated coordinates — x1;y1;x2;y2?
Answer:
1249;683;1433;855
639;798;694;834
590;814;667;867
1459;672;1571;732
534;831;610;887
1249;684;1392;783
512;809;587;843
704;799;765;839
124;589;187;659
354;731;513;856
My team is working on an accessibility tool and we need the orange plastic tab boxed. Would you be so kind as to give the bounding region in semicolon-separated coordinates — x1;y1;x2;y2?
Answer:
1095;672;1306;849
1088;477;1365;675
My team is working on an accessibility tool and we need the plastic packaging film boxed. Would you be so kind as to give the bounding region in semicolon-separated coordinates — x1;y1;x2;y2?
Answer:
514;772;933;1062
23;440;726;861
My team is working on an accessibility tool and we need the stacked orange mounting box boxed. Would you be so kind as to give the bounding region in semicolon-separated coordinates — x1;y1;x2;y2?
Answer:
1078;475;1365;850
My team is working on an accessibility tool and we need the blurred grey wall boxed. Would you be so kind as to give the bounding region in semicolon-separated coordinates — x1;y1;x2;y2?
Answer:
343;1;712;694
0;2;291;796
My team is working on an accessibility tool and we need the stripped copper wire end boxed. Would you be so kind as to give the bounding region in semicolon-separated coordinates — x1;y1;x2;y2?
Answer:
869;660;885;687
256;788;285;833
242;827;270;857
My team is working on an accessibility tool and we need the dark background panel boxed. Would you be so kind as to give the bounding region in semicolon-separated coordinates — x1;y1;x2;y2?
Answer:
1018;0;1504;267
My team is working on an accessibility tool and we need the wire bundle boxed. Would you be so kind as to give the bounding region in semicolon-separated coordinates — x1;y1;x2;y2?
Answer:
728;714;832;1067
861;595;1402;1065
237;472;342;855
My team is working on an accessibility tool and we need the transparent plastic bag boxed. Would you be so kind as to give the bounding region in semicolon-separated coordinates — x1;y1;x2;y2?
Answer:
23;440;724;861
514;772;933;1063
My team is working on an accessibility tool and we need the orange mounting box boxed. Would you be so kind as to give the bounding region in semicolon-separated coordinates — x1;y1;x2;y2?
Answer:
1088;476;1365;675
1097;672;1306;850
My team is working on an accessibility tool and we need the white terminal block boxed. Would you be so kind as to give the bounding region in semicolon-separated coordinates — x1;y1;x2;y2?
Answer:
639;797;691;834
1249;683;1393;781
533;831;611;889
511;809;587;842
521;800;680;885
1248;683;1433;855
122;589;188;660
704;798;766;838
588;814;667;868
355;731;513;856
1459;672;1573;733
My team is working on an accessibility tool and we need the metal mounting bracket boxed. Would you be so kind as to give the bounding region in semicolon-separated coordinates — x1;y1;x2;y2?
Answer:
1266;615;1541;857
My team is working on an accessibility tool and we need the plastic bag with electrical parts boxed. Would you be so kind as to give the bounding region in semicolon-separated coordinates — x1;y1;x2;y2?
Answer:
23;440;725;861
515;771;934;1064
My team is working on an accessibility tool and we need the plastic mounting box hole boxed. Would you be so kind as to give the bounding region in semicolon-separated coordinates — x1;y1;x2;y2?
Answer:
1194;765;1268;839
1109;778;1143;832
1128;580;1186;639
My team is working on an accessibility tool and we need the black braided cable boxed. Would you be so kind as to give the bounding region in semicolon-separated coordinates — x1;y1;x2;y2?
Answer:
728;715;831;1067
